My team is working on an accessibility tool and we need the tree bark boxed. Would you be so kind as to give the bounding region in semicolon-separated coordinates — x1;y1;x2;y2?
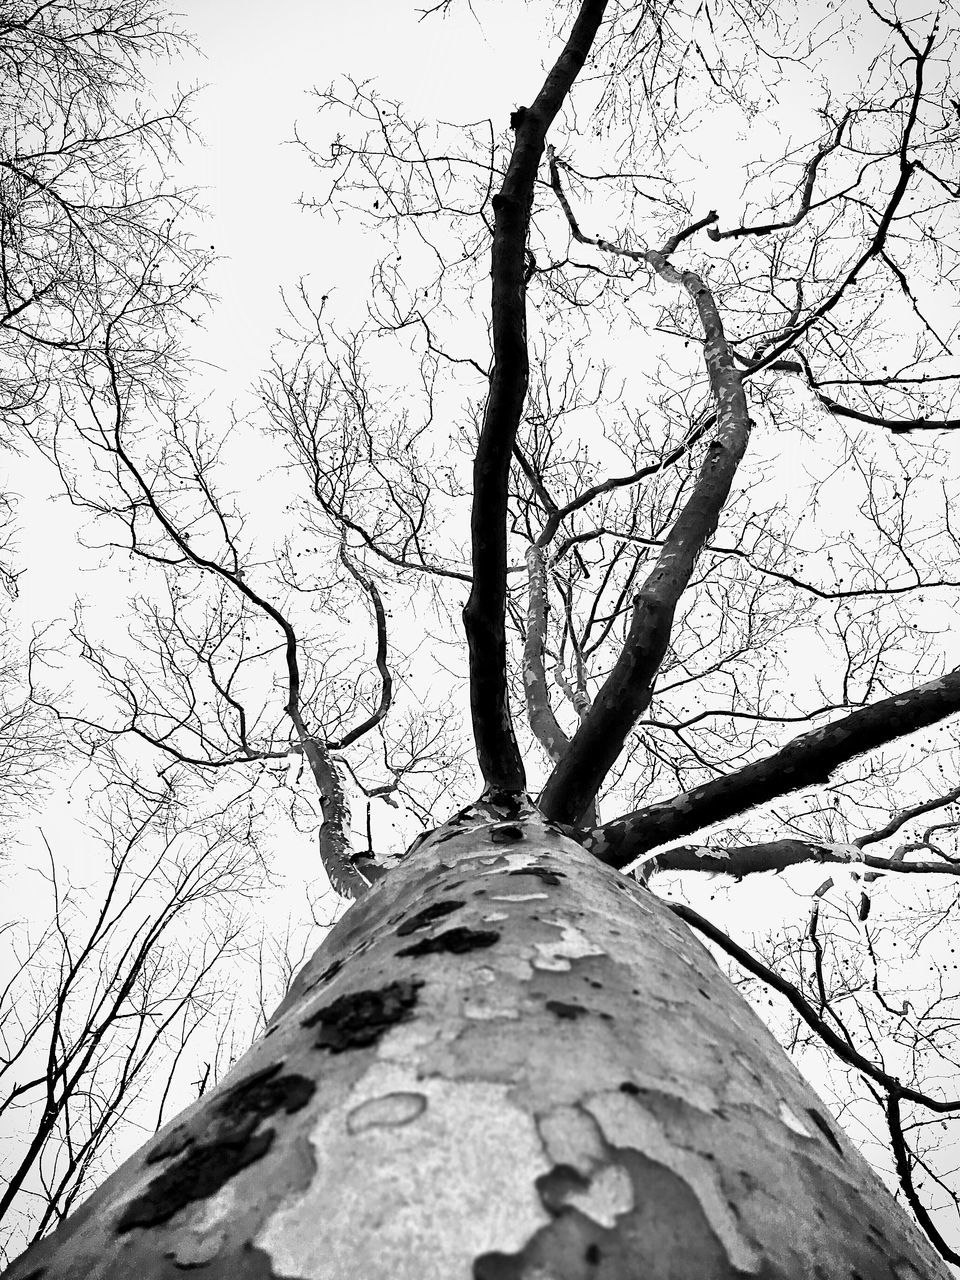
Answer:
5;802;947;1279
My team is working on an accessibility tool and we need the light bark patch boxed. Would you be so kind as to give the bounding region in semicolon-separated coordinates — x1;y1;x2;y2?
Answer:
532;919;606;971
587;1090;759;1273
778;1100;814;1137
347;1091;427;1133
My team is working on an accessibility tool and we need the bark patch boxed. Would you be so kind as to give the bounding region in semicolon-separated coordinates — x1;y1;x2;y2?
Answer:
303;979;423;1052
474;1147;740;1279
397;927;500;958
536;1163;590;1212
545;1000;588;1020
117;1065;314;1232
314;957;344;987
490;823;524;843
508;867;564;886
806;1107;844;1155
395;899;466;936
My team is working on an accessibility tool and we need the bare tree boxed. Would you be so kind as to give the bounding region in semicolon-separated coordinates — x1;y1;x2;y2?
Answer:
6;0;960;1276
0;768;264;1265
0;0;209;439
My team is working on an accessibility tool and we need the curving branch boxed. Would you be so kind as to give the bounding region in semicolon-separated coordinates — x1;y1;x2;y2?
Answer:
294;733;368;900
539;170;753;823
886;1093;960;1266
329;544;394;751
667;899;960;1114
705;112;851;242
94;338;374;896
462;0;609;796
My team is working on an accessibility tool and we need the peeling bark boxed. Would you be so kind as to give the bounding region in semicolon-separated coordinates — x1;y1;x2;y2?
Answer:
523;544;569;765
8;806;946;1279
299;735;370;900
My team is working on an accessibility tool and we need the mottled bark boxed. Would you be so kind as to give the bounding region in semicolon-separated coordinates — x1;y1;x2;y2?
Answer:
463;0;608;795
523;544;598;826
586;665;960;869
8;803;946;1279
299;736;370;900
523;545;568;765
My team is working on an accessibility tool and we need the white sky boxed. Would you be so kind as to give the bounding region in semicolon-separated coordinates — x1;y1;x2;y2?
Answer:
176;1;557;393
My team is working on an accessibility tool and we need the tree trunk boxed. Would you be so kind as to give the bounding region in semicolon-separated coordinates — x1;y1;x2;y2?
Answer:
4;800;947;1279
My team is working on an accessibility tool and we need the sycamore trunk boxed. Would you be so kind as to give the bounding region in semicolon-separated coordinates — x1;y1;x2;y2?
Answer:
4;801;946;1279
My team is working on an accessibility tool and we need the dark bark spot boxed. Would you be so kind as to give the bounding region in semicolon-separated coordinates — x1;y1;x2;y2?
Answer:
146;1124;192;1164
119;1130;274;1233
398;927;500;958
698;987;712;999
434;828;461;844
507;866;564;885
807;1108;844;1155
303;979;423;1052
474;1252;523;1280
545;1000;587;1020
316;957;344;986
117;1064;314;1232
486;791;525;817
619;1081;642;1096
536;1163;590;1213
396;899;465;936
509;106;528;129
218;1064;314;1123
585;1243;601;1265
490;823;524;843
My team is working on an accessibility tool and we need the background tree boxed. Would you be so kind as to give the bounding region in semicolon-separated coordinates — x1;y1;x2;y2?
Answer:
4;0;960;1275
0;1;254;1254
0;0;209;437
0;768;260;1265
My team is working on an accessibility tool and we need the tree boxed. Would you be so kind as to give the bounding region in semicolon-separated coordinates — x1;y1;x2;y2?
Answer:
0;770;259;1265
0;0;209;438
4;0;960;1275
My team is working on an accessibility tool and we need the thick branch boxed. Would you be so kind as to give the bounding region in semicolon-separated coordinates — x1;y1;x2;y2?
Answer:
540;218;752;823
296;730;368;900
586;667;960;867
462;0;608;795
639;838;960;882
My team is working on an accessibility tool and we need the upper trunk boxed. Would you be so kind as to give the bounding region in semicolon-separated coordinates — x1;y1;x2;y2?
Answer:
5;801;947;1279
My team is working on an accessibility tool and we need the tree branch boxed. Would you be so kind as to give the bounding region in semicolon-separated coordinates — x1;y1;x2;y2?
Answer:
586;666;960;866
462;0;608;795
540;175;752;822
667;899;960;1113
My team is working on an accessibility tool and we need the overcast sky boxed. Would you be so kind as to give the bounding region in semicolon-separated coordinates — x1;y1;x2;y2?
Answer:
171;1;558;397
